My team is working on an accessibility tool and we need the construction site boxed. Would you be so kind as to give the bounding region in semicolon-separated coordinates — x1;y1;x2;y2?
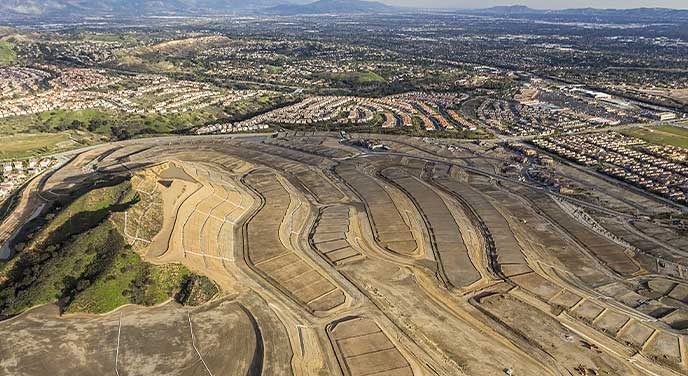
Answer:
1;132;687;376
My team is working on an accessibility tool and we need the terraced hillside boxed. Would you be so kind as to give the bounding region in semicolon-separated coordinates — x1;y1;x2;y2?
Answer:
1;133;687;376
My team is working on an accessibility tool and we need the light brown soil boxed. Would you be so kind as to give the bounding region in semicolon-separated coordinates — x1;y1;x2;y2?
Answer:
2;134;687;376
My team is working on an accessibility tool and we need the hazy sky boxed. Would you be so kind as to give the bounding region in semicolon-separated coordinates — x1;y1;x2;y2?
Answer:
382;0;688;9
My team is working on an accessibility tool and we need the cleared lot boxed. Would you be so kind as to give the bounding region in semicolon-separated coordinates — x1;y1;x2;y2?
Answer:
336;162;419;256
0;299;260;376
382;166;480;288
244;170;347;313
328;317;413;376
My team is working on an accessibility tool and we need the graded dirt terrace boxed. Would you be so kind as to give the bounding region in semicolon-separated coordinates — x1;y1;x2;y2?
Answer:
243;169;348;314
335;161;419;256
328;317;414;376
381;166;480;289
431;172;530;277
1;133;687;376
311;206;363;265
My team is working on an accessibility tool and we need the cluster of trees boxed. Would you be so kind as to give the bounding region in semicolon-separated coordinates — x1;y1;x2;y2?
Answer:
174;275;218;306
122;263;157;306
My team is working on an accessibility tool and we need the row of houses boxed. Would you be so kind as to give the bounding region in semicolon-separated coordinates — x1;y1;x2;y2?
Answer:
196;92;473;134
194;122;270;134
0;158;54;199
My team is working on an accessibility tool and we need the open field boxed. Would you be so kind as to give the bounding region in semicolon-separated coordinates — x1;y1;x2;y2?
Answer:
0;132;102;161
1;133;687;375
622;125;688;148
316;71;386;86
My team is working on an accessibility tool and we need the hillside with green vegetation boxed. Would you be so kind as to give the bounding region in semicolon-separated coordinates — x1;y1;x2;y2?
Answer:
0;109;221;161
0;178;217;316
223;93;299;122
1;109;219;139
0;89;295;161
0;41;17;65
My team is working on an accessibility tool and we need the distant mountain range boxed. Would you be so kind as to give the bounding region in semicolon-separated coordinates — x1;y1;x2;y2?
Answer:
0;0;288;16
0;0;396;17
1;0;687;20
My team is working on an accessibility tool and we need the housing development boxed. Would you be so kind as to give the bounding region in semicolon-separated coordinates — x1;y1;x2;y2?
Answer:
1;2;688;376
535;133;688;203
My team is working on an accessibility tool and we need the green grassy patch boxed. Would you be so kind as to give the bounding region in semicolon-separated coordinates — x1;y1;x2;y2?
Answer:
33;108;203;136
621;125;688;148
223;94;297;123
0;133;75;161
318;71;385;86
265;65;284;74
0;41;17;65
36;109;111;128
351;71;385;83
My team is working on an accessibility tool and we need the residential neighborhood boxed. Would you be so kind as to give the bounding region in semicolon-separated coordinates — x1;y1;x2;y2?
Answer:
0;157;54;199
534;132;688;203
